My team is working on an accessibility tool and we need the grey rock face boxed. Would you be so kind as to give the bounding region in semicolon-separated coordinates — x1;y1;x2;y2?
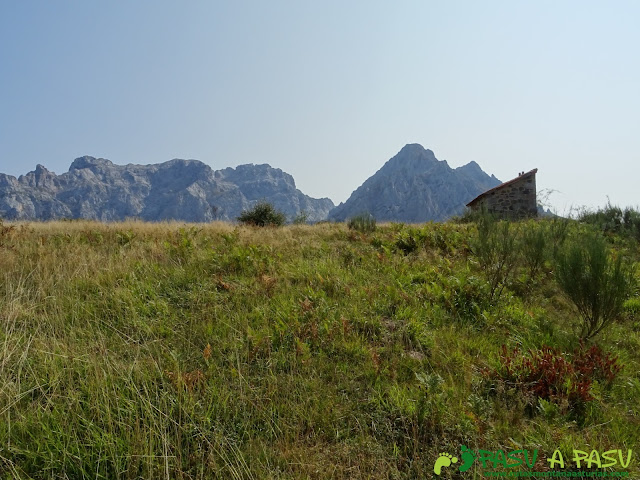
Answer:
0;157;334;223
328;144;501;222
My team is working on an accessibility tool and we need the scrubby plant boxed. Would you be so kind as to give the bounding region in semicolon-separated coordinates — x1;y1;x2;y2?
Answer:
237;201;286;227
547;215;570;260
292;210;309;225
520;221;547;278
490;344;622;420
428;271;490;326
555;232;635;340
347;212;377;233
572;342;623;387
470;209;519;302
578;202;640;242
394;228;420;254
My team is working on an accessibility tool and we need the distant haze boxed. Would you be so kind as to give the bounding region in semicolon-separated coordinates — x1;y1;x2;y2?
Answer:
1;1;639;215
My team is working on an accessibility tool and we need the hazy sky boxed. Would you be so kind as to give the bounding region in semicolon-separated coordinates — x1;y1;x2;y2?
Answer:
1;1;638;213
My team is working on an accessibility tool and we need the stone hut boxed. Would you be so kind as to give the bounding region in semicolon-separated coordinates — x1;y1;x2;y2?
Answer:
466;168;538;218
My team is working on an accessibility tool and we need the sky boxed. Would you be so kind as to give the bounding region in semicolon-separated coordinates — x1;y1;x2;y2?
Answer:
1;1;639;214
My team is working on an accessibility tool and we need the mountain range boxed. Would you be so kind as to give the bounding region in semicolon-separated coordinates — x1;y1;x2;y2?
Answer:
0;157;334;222
0;145;502;223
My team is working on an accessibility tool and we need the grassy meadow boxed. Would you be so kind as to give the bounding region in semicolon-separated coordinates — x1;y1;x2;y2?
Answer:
0;215;638;479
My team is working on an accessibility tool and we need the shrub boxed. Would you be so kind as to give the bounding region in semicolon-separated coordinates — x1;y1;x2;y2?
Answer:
470;210;519;302
490;344;622;419
438;273;490;326
572;343;623;387
520;221;547;278
237;202;286;227
554;233;635;340
578;203;640;242
497;345;577;402
347;213;376;233
547;215;570;260
394;229;419;254
292;211;309;225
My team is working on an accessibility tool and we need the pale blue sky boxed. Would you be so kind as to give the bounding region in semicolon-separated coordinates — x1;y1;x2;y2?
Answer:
1;1;639;213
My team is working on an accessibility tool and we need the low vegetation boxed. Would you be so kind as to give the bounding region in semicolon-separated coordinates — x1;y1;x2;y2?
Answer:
237;201;286;227
0;213;638;478
578;202;640;242
555;231;634;340
347;212;377;233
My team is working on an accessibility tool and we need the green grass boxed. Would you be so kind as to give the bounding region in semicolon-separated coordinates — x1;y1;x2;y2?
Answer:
0;219;638;479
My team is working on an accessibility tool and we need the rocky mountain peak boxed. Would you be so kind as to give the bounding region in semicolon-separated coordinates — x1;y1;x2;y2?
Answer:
398;143;435;156
0;156;334;223
329;144;501;222
69;156;113;172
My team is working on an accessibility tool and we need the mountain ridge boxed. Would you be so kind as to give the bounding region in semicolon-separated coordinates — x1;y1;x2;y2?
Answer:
0;157;334;222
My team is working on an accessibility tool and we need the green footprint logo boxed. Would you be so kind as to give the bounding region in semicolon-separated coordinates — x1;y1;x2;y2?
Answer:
458;445;475;473
433;452;458;475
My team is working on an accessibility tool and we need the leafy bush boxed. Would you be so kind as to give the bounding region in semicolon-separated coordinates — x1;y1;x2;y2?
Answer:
347;212;376;233
237;201;286;227
555;233;635;340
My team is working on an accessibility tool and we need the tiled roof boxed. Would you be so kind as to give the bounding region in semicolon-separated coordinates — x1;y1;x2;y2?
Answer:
466;168;538;207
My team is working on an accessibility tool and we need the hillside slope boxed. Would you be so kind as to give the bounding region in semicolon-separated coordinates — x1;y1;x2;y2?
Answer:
0;218;637;478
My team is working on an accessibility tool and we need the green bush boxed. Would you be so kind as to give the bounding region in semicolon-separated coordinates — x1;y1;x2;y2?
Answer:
548;215;570;260
347;213;377;233
237;201;286;227
521;221;547;278
578;203;640;242
555;233;635;340
470;209;519;301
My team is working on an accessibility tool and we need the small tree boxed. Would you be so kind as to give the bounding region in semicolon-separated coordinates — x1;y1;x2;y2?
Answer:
237;202;286;227
555;233;635;340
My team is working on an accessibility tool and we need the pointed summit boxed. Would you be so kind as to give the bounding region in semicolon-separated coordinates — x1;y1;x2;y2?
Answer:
398;143;435;156
328;145;501;222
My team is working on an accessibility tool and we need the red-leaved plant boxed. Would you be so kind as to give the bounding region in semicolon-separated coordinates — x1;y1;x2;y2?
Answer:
492;343;622;409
